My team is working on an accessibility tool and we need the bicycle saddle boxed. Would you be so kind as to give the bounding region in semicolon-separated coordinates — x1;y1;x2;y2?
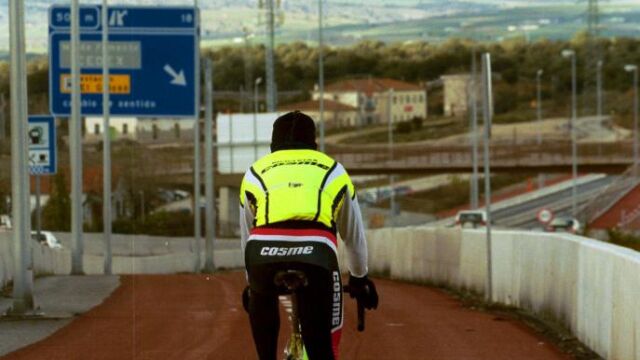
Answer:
274;270;308;292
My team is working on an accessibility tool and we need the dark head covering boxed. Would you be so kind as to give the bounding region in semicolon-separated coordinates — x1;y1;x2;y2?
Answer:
270;111;318;152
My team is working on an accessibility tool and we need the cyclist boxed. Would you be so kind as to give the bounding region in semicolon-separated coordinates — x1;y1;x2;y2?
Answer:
240;111;379;360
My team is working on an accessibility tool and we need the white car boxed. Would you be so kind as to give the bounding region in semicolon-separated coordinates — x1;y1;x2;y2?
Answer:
0;215;12;230
31;231;63;249
455;210;487;228
546;217;581;234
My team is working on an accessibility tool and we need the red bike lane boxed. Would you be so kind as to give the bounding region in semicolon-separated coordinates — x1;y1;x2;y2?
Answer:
2;272;569;360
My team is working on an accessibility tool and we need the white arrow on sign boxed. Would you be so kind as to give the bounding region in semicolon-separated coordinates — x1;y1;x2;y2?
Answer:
163;64;187;86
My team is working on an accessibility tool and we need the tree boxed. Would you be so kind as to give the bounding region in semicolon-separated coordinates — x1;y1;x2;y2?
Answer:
41;172;71;231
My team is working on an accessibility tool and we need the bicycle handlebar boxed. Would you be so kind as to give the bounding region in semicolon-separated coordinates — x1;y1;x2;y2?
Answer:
343;285;365;332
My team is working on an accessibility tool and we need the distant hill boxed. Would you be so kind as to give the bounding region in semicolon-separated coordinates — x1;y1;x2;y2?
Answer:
0;0;639;53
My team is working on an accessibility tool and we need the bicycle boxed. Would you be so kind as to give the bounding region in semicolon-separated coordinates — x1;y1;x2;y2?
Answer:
274;270;365;360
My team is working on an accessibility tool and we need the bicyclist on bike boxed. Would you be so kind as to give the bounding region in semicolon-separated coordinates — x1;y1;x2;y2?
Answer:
240;111;379;360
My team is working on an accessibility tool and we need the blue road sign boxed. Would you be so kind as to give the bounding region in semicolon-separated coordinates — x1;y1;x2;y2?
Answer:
28;116;57;175
49;6;199;118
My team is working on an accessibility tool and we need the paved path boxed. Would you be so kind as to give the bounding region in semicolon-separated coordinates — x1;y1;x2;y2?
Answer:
0;276;120;356
2;273;569;360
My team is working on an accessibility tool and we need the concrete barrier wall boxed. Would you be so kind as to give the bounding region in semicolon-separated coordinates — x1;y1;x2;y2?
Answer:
340;227;640;360
0;232;244;286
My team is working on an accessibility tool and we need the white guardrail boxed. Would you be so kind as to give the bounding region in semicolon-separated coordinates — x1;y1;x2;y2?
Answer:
2;228;640;359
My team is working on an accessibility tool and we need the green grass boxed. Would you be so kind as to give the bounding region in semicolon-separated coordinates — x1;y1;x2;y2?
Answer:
338;117;465;144
606;228;640;252
377;174;529;214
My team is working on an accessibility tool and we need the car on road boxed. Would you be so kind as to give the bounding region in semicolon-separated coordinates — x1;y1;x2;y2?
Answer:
31;231;63;249
0;215;11;230
455;210;487;228
545;216;581;234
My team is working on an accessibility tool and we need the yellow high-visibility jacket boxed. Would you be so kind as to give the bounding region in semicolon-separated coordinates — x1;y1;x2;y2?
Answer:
239;149;368;277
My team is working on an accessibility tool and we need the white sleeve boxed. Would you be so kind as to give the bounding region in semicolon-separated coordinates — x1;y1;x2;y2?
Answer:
337;190;368;278
239;193;255;254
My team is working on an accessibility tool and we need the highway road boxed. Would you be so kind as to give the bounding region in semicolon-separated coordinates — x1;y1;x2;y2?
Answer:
494;175;615;229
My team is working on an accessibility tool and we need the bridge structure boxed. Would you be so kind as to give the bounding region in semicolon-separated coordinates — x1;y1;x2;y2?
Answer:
149;140;636;188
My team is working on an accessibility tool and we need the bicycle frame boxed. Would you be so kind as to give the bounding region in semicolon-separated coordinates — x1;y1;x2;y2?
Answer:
283;291;308;360
282;287;364;360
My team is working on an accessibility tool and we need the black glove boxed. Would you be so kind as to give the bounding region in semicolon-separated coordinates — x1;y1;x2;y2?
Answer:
348;275;379;310
242;286;250;313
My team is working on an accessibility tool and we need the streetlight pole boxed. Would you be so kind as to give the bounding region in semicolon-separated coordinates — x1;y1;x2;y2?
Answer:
536;69;544;189
254;77;262;161
536;69;543;144
387;89;395;222
597;60;603;121
470;47;479;210
481;53;493;302
8;0;35;314
562;49;578;217
193;0;201;273
102;0;112;275
265;0;276;112
625;64;639;171
204;59;216;273
318;0;325;152
70;0;84;275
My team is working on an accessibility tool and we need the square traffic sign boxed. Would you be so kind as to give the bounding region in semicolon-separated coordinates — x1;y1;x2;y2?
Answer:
49;5;199;118
28;116;57;175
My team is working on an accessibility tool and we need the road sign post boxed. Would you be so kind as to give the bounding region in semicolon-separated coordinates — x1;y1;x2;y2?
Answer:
204;59;216;273
28;116;58;176
28;115;57;251
470;48;479;210
70;0;84;275
7;0;35;315
49;4;199;273
102;0;112;275
481;53;493;302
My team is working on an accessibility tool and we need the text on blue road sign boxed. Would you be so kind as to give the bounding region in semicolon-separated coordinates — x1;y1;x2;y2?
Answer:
49;5;199;118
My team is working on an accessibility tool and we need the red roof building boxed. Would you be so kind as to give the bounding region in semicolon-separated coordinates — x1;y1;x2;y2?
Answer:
312;77;427;125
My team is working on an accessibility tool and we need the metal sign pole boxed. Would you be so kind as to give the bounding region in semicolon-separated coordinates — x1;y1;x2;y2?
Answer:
387;89;395;221
318;0;325;152
229;114;234;173
253;78;262;161
70;0;84;275
265;0;276;112
102;0;112;275
8;0;34;314
633;68;639;169
571;54;578;217
597;60;603;121
35;176;41;239
253;105;258;161
470;48;479;209
536;69;544;189
481;53;493;302
204;59;216;273
0;93;6;141
193;0;202;273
